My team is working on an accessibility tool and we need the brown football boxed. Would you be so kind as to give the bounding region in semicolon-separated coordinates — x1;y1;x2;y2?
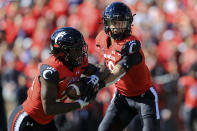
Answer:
66;81;83;100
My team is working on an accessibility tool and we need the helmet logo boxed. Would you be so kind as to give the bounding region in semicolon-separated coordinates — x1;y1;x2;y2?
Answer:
55;31;67;44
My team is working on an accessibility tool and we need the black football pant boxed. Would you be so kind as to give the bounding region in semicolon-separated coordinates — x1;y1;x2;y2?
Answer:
8;105;57;131
98;87;160;131
184;107;197;131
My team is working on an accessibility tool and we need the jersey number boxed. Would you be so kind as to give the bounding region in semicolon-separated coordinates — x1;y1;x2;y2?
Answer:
108;61;115;71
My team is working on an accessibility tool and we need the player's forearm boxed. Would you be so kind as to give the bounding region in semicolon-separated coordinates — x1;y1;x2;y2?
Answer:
42;101;80;115
103;64;126;87
102;53;142;87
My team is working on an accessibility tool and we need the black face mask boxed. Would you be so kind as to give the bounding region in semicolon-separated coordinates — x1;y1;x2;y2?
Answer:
110;31;129;40
61;44;88;67
104;19;131;40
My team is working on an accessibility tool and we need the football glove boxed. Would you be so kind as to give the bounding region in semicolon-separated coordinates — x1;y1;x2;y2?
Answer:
81;75;99;97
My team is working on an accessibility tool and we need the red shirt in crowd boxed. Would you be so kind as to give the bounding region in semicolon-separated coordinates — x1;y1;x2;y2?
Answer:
179;76;197;109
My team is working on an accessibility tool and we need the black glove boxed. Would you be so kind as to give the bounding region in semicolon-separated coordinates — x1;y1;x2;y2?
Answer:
80;86;98;102
80;75;99;101
98;80;106;90
121;40;141;56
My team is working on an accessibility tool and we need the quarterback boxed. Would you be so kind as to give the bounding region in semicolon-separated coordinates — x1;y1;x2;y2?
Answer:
86;2;160;131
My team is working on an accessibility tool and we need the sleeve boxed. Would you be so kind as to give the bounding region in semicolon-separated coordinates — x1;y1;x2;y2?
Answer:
120;40;141;56
40;64;60;84
117;52;142;72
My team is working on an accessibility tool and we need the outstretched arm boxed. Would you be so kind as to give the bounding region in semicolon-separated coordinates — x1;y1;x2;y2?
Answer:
103;53;142;87
100;40;142;88
82;40;142;91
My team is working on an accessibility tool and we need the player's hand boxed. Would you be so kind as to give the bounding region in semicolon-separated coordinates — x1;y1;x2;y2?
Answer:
81;75;99;97
121;40;141;56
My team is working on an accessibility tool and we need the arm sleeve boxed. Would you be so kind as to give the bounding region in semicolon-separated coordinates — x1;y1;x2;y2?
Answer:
117;52;142;72
40;64;60;84
120;40;141;56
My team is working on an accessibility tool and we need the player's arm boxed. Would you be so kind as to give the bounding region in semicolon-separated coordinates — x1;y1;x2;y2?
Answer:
101;40;142;87
40;64;87;115
83;40;141;90
82;63;110;81
104;53;142;87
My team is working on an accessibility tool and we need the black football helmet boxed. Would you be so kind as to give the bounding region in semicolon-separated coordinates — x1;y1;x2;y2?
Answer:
50;27;88;67
103;2;134;40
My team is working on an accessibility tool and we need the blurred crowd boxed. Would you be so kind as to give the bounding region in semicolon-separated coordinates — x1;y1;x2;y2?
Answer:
0;0;197;131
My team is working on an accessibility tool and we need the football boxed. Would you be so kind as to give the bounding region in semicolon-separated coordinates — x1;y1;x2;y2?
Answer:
66;81;83;100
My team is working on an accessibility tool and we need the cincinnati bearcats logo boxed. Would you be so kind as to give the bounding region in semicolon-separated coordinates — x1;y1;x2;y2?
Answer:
43;70;53;79
128;40;136;54
55;31;66;44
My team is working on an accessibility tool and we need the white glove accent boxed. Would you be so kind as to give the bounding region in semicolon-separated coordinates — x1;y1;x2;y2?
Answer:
76;99;89;109
88;75;99;85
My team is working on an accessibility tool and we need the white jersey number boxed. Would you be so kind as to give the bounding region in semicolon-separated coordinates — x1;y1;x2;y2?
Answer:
108;61;115;71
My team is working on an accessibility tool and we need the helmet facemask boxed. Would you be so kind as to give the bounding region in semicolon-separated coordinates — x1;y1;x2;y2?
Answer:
61;42;88;67
105;20;131;40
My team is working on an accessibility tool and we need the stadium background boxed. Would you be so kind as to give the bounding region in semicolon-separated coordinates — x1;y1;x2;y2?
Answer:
0;0;197;130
